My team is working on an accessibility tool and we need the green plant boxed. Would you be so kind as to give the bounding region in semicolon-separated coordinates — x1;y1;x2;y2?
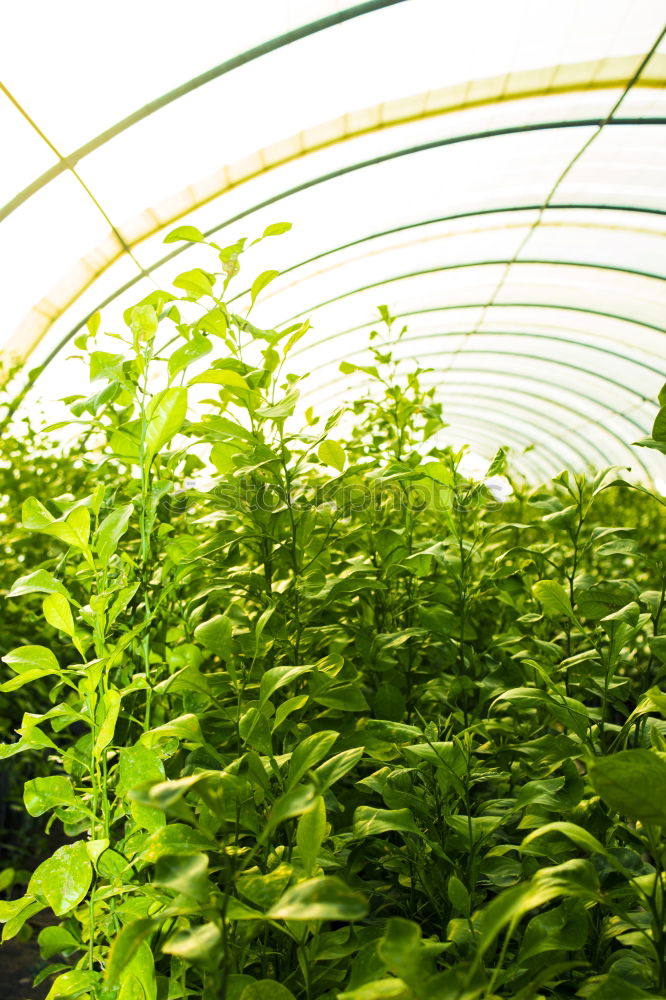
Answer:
1;224;666;1000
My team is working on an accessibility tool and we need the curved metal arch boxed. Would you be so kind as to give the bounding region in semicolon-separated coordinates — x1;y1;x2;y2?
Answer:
230;202;666;311
421;380;631;469
310;366;652;472
0;0;405;224
309;370;655;482
302;349;652;480
422;387;610;468
300;327;666;379
423;366;656;484
435;425;551;483
290;300;666;363
278;257;666;328
433;413;569;479
10;115;666;375
441;402;593;470
299;329;664;404
442;400;594;469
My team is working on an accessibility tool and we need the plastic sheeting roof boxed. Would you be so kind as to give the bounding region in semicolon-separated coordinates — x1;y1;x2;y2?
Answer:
2;0;665;482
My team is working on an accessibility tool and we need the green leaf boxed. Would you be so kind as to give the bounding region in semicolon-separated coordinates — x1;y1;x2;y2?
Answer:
141;713;204;748
7;569;69;599
28;842;92;916
86;310;101;336
262;222;292;238
22;496;55;530
95;503;133;564
267;876;367;921
265;785;318;836
318;440;346;472
154;853;210;902
130;304;159;342
255;387;300;420
168;332;212;378
141;823;215;862
588;749;666;826
44;969;99;1000
532;579;577;623
189;368;249;390
90;350;125;382
2;645;60;691
119;743;166;832
145;387;188;461
448;876;470;917
195;614;233;661
117;939;156;1000
94;689;121;758
312;684;369;712
260;664;312;706
518;898;587;963
378;918;425;991
521;821;615;863
38;925;80;960
173;268;215;298
352;806;421;839
164;225;206;244
163;922;221;963
240;983;296;1000
251;269;280;305
297;795;326;876
105;919;155;989
288;731;339;788
474;860;597;960
239;708;273;755
24;776;76;817
0;897;45;941
43;593;75;637
313;747;364;791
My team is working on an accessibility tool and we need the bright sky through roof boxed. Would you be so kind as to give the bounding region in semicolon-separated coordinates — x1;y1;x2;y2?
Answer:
1;0;665;482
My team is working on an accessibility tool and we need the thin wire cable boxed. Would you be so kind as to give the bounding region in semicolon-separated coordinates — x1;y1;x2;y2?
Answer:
0;82;157;288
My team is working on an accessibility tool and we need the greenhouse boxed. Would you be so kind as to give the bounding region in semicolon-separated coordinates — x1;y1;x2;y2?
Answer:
1;1;666;998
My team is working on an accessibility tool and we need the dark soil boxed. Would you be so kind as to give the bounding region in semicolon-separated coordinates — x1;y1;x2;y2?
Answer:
0;938;48;1000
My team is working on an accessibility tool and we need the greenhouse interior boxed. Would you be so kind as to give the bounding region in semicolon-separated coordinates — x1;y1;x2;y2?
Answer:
1;1;666;998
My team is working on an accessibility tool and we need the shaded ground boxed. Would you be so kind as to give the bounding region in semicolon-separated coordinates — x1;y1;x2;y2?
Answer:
0;938;48;1000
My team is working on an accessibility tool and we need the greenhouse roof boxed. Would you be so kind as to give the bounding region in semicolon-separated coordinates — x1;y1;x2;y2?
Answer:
2;0;666;482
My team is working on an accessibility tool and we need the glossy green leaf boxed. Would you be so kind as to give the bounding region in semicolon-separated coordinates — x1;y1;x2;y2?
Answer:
94;689;121;758
168;332;212;378
297;795;326;876
267;876;367;921
28;842;92;916
95;503;133;564
352;806;421;839
7;569;69;599
189;367;249;390
259;664;312;706
250;269;280;304
144;387;188;461
195;614;233;660
163;922;221;962
154;853;210;902
164;225;206;244
288;730;339;788
588;749;666;826
43;593;75;637
173;268;215;298
532;580;577;622
24;776;76;817
318;439;346;472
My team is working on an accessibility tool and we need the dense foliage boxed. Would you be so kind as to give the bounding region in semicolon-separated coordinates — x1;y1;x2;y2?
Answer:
1;224;666;1000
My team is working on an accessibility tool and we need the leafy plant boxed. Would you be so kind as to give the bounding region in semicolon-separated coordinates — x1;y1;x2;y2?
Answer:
1;225;666;1000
